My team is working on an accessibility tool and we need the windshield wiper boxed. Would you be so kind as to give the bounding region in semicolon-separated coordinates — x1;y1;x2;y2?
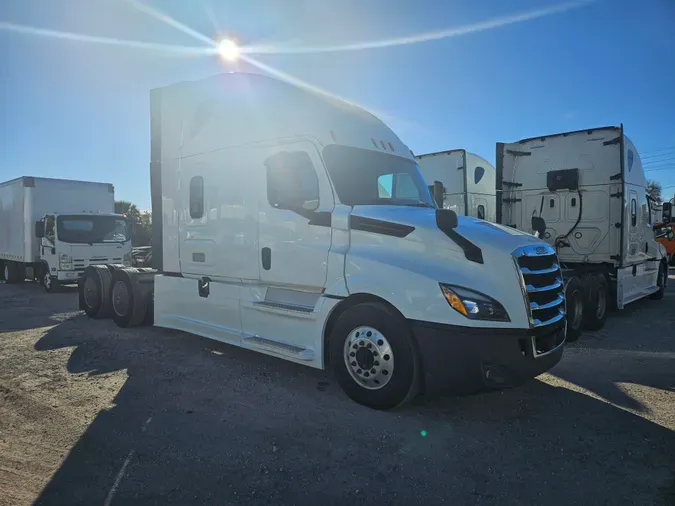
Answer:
406;201;435;208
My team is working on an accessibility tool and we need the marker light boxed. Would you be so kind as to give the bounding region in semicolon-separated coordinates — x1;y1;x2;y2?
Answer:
218;39;240;62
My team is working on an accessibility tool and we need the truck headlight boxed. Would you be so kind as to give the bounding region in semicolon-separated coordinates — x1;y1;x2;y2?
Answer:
59;253;72;270
440;283;510;322
123;251;132;267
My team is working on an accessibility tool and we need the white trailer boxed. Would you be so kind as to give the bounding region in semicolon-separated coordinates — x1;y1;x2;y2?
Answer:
496;125;667;340
78;72;567;409
416;149;497;221
0;177;132;290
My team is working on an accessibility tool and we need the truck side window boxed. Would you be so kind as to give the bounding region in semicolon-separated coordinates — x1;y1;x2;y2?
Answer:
266;151;319;211
45;215;55;243
631;198;637;227
477;205;485;220
189;176;204;219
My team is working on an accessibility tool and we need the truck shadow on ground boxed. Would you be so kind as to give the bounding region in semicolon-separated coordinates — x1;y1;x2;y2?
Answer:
549;285;675;414
31;312;675;505
0;283;79;334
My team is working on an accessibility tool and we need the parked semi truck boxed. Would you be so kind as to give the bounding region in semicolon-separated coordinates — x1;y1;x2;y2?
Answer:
0;177;132;291
78;72;566;409
496;125;667;341
416;149;497;221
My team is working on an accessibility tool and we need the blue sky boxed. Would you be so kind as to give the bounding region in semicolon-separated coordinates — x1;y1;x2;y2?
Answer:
1;0;674;209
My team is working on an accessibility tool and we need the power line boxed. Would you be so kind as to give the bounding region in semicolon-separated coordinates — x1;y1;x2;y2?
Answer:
644;156;675;166
642;151;675;161
645;166;675;173
641;145;675;156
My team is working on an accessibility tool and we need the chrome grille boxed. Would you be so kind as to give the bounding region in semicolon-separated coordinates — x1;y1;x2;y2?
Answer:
512;245;565;328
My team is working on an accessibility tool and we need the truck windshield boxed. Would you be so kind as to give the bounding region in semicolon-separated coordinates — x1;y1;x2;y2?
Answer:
322;144;435;207
56;215;130;244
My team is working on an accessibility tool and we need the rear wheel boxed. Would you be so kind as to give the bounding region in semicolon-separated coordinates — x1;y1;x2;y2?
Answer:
4;262;22;284
565;276;584;342
111;268;155;328
79;265;114;318
581;273;608;331
329;302;419;410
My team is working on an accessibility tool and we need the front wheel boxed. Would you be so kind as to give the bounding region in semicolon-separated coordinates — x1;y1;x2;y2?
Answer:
329;302;420;410
42;269;60;293
565;276;585;342
650;261;667;300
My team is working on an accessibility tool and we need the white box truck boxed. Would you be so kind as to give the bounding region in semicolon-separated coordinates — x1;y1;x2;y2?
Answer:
78;72;567;409
0;177;133;291
496;125;667;340
416;149;497;222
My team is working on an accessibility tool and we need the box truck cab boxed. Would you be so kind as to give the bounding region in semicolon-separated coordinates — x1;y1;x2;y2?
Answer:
79;72;566;409
496;125;667;340
416;149;497;221
34;211;132;290
0;177;132;290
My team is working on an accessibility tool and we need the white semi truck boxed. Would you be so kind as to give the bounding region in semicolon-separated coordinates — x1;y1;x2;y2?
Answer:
416;149;497;221
0;177;133;291
496;125;667;340
78;72;566;409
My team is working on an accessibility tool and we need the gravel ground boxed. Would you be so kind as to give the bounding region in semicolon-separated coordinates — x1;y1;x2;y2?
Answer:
1;277;674;505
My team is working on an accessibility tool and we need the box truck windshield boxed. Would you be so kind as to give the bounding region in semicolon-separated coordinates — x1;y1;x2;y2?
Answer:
322;145;435;207
55;215;130;244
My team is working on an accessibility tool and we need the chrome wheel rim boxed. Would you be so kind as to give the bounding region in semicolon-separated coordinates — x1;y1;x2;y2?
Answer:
83;276;99;309
3;265;8;281
43;273;51;290
112;281;129;317
343;326;394;390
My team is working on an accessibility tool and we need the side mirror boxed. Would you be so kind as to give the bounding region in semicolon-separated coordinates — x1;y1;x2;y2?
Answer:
431;181;444;208
34;221;45;239
531;216;547;238
436;208;458;231
663;202;672;223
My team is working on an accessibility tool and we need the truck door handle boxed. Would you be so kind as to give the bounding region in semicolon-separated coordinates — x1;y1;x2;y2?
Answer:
261;247;271;271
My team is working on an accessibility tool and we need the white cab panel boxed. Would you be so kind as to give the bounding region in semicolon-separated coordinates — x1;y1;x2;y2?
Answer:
177;145;259;282
154;274;242;346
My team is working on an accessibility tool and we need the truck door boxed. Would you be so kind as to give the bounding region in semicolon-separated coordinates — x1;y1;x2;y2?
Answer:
257;142;333;291
41;215;57;275
239;141;334;353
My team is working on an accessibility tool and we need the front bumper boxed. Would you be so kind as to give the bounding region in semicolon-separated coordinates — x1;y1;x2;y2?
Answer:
57;270;84;282
409;319;565;396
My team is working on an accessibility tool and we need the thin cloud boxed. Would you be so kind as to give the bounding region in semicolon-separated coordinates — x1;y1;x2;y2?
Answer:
243;0;595;55
123;0;217;47
0;21;210;55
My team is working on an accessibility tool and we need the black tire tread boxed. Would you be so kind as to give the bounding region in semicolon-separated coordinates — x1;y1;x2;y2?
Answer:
581;272;609;331
329;301;419;410
565;276;585;343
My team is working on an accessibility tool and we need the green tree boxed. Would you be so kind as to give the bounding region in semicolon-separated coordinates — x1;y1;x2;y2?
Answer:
115;200;151;246
646;180;663;202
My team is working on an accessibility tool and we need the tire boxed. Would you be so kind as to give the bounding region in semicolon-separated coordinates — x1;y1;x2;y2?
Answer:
4;261;22;284
79;265;114;318
581;273;609;331
650;261;667;300
42;270;60;293
564;276;584;342
328;302;420;410
111;268;155;328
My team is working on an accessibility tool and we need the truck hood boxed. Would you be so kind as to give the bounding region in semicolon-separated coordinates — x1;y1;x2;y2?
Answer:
351;205;545;257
